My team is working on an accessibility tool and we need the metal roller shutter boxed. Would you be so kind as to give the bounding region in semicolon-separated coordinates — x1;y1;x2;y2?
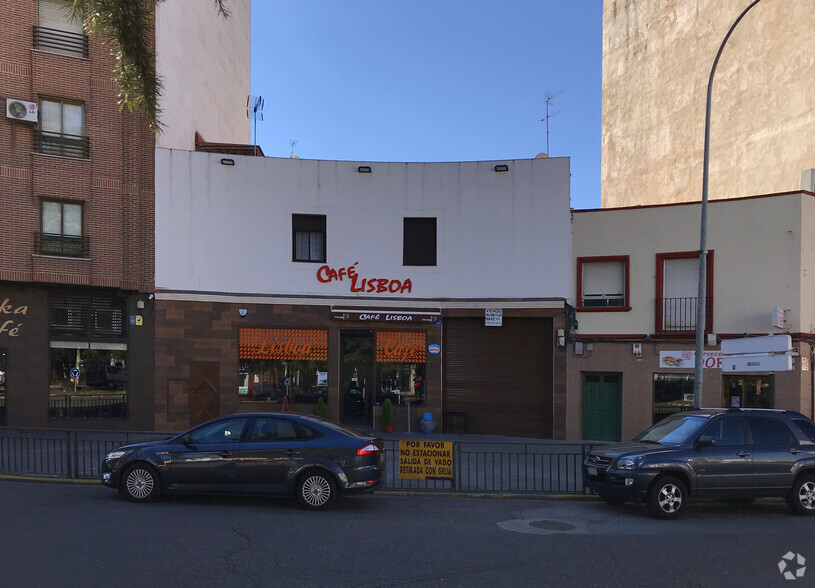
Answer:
443;317;553;438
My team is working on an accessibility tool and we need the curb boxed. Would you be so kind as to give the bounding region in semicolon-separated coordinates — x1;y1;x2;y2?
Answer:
0;474;598;499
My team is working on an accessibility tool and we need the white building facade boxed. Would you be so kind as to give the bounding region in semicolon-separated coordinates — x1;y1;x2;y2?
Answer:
152;151;572;437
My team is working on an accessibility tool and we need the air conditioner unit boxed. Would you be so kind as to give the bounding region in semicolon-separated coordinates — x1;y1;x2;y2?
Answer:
6;99;38;123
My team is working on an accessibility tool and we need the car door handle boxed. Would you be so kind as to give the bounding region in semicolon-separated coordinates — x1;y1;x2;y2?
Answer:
737;451;751;458
790;448;802;455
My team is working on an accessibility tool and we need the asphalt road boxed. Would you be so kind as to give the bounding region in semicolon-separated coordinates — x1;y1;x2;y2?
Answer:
0;481;810;587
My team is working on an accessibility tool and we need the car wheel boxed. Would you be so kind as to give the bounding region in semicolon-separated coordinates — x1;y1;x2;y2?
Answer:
122;464;161;503
296;470;337;511
789;475;815;516
647;475;687;520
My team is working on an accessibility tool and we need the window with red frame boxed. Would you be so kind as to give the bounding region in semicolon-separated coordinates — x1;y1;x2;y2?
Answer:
656;251;713;334
576;256;630;311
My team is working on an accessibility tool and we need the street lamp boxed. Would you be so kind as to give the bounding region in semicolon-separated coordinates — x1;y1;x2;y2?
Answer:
694;0;763;408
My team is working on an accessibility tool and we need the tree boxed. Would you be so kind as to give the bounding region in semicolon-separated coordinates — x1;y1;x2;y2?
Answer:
71;0;230;132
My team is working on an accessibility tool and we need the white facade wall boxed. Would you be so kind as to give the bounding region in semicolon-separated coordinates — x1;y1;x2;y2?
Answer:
155;150;571;302
572;194;809;336
155;0;251;150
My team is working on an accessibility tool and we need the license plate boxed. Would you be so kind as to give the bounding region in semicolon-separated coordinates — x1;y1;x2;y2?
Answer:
587;466;598;476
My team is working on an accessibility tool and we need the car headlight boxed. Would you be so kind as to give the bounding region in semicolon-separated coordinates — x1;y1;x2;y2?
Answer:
106;450;131;461
616;456;642;470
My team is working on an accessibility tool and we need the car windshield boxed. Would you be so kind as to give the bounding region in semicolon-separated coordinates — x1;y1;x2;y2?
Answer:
634;415;710;445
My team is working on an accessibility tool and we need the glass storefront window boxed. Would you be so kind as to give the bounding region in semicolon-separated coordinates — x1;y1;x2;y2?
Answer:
376;332;426;407
0;350;6;425
723;375;774;409
239;329;328;405
653;373;694;424
49;344;128;419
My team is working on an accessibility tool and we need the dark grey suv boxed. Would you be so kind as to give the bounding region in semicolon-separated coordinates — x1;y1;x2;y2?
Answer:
583;408;815;519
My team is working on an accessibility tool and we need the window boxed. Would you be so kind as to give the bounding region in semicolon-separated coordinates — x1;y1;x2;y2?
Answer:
37;99;88;158
375;332;426;407
239;329;328;405
188;417;247;444
48;345;128;419
656;251;713;334
577;256;629;310
701;418;746;446
748;417;796;445
36;0;88;57
793;419;815;443
39;200;86;257
403;217;437;266
652;373;694;424
247;417;300;442
292;214;326;262
0;350;5;426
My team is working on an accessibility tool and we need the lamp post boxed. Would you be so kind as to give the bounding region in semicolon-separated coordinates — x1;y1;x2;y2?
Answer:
694;0;763;408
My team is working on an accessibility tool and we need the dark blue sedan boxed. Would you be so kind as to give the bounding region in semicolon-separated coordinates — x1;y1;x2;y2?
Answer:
101;413;384;510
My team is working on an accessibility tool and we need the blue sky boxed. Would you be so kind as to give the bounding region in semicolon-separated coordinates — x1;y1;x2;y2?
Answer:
251;1;602;210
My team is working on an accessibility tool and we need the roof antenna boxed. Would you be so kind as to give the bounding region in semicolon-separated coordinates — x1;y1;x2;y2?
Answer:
289;139;299;158
246;95;264;145
540;90;564;155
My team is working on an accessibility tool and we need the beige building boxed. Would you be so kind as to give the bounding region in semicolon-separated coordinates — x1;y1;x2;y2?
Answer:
568;192;815;441
602;0;815;208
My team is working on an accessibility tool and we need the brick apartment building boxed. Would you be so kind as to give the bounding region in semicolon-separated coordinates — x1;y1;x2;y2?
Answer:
0;0;250;429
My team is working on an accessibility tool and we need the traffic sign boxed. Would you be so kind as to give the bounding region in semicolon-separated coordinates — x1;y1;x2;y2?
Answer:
70;367;80;379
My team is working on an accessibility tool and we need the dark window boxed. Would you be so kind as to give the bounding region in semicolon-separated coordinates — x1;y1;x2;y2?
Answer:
292;214;326;262
793;419;815;443
189;417;247;444
748;417;796;445
653;373;694;424
403;217;437;266
247;417;299;442
701;418;746;446
49;291;126;339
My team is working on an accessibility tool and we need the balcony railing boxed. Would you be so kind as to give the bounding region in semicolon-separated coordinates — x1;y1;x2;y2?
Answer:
34;131;90;159
33;26;89;58
658;297;711;332
35;232;90;258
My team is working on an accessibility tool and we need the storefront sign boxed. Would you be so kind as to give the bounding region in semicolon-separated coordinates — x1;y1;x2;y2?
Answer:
239;328;328;360
331;309;440;323
0;297;28;337
485;308;503;326
660;351;724;369
376;332;426;363
317;262;413;294
428;344;441;355
398;440;453;479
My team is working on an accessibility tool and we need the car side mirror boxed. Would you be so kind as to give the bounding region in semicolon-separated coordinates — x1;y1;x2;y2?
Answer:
695;435;715;448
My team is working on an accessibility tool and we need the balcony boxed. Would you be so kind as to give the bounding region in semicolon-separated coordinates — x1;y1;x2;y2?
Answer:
34;131;90;159
657;297;711;333
33;26;89;58
35;233;90;258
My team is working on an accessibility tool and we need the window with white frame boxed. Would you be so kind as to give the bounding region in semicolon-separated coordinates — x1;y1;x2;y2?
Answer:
577;256;628;309
656;251;713;333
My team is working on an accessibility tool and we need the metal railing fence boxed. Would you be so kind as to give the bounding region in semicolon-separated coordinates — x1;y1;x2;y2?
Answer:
0;427;600;494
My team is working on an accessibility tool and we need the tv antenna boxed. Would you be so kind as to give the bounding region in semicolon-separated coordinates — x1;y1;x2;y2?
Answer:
246;95;264;145
289;139;299;158
540;90;564;155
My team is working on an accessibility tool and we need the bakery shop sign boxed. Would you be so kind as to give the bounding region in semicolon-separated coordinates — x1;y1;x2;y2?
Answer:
0;297;28;337
660;351;723;369
317;262;412;294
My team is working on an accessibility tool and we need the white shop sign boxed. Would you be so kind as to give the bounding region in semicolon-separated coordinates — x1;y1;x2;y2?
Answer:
721;354;793;372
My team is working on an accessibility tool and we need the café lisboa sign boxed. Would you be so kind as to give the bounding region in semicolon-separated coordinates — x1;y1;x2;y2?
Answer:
316;261;413;294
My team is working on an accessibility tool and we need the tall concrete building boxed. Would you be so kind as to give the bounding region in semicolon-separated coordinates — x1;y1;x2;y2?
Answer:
601;0;815;208
0;0;249;428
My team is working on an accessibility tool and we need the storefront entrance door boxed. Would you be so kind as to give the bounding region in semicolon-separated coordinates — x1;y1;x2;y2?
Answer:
582;372;622;442
340;332;374;427
723;375;774;409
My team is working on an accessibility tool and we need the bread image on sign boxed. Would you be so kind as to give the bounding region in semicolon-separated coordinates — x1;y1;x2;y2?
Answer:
662;356;683;366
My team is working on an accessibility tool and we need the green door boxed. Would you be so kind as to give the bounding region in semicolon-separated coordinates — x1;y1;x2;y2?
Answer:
581;372;622;442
